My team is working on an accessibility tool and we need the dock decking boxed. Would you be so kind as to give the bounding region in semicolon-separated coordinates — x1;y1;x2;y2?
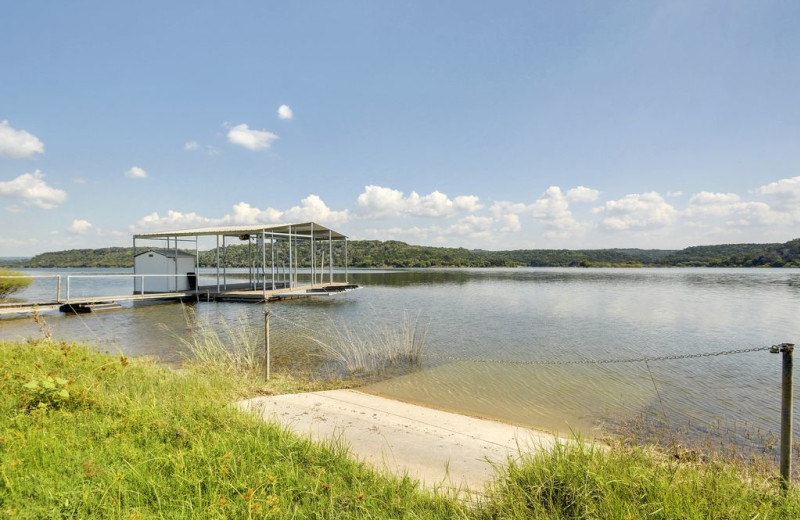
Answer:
0;282;359;317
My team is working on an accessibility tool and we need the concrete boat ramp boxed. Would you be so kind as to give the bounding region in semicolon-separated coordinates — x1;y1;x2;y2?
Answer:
239;389;562;492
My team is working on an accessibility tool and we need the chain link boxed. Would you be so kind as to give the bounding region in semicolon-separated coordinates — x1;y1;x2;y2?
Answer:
421;345;776;366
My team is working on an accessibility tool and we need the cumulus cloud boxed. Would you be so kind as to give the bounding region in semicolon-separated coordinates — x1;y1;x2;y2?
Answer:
132;195;349;232
566;186;600;202
0;120;44;158
356;185;483;218
133;210;220;231
184;141;199;151
69;219;93;234
227;123;279;150
530;186;587;238
447;215;494;239
125;166;147;179
0;170;67;209
594;192;677;231
755;176;800;211
489;201;528;234
277;105;294;120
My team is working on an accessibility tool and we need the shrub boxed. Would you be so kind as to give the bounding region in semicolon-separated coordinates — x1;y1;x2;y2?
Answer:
0;268;32;298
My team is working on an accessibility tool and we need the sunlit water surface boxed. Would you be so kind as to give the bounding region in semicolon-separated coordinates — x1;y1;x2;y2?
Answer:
2;267;798;445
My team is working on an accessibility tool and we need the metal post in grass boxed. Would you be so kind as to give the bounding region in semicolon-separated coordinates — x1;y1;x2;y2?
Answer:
771;342;795;490
264;309;271;381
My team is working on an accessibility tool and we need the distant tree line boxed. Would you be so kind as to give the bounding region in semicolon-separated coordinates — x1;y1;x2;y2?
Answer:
4;238;799;269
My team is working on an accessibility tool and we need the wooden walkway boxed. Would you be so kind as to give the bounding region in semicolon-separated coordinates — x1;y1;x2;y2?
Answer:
0;282;359;317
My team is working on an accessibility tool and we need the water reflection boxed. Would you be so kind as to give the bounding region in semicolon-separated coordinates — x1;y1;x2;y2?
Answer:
2;267;799;447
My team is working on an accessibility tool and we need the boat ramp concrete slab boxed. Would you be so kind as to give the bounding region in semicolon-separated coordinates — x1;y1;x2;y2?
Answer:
238;389;562;492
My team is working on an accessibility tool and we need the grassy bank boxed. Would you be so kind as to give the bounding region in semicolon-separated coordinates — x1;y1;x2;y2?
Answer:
0;339;465;518
2;339;799;518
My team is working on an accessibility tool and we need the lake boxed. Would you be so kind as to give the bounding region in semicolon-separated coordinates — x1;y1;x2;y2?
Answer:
2;267;798;448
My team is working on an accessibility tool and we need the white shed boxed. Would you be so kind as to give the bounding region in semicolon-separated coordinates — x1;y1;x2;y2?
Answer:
133;250;196;293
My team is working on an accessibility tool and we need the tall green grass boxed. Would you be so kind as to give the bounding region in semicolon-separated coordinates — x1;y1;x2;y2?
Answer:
0;339;467;518
479;438;800;519
171;307;263;377
3;338;798;518
308;311;429;376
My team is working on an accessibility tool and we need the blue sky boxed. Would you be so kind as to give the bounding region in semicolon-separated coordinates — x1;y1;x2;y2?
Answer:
1;1;799;256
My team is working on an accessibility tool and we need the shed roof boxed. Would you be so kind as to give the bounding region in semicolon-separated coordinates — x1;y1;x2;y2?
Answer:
133;222;346;240
135;250;195;258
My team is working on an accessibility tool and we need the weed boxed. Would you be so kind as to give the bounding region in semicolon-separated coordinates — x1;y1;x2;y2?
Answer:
307;310;429;378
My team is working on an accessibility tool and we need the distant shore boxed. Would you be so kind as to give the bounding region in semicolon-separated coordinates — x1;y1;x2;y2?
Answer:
3;236;799;269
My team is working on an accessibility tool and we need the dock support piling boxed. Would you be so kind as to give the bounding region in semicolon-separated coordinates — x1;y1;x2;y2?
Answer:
264;310;271;381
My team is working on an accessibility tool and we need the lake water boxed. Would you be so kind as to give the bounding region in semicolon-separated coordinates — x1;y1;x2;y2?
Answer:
2;267;799;447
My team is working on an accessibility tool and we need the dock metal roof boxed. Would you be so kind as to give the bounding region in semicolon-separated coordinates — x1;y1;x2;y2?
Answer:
133;222;347;240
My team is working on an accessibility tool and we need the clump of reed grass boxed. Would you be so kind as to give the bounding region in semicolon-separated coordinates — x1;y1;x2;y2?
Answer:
308;311;429;377
168;306;263;378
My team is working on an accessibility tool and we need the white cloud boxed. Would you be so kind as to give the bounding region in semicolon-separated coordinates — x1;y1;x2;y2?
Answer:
125;166;147;179
282;194;350;225
666;191;684;198
0;170;67;209
227;123;279;150
0;120;44;158
447;215;493;239
184;141;219;156
755;176;800;211
278;105;294;120
453;195;483;212
133;210;220;231
566;186;600;203
69;219;93;234
530;186;586;238
132;195;350;232
682;187;795;227
684;191;744;218
594;191;677;231
356;185;483;218
489;201;528;234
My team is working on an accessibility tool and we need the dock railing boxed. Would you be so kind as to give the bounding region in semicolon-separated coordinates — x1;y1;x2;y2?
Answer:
0;274;62;302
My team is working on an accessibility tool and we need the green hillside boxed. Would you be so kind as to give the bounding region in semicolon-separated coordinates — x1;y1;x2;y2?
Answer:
5;238;800;269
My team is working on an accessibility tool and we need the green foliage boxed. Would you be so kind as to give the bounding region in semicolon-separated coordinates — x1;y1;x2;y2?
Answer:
10;238;800;269
18;376;72;412
480;440;800;519
2;340;798;518
0;340;466;518
20;247;135;268
0;268;32;298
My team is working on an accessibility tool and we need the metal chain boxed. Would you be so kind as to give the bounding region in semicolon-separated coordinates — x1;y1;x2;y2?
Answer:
421;345;776;366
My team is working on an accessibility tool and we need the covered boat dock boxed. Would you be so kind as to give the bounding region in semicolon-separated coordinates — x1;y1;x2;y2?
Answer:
132;222;358;303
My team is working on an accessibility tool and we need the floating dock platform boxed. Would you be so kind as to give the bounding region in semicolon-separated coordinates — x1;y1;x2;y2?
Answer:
0;282;359;317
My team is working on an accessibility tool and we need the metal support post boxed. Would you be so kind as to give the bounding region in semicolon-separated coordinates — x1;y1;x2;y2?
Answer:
216;235;220;293
195;236;200;301
174;236;178;292
289;226;292;288
264;310;271;381
311;223;315;286
270;232;275;290
222;235;227;290
344;237;348;283
772;342;795;490
329;231;333;284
